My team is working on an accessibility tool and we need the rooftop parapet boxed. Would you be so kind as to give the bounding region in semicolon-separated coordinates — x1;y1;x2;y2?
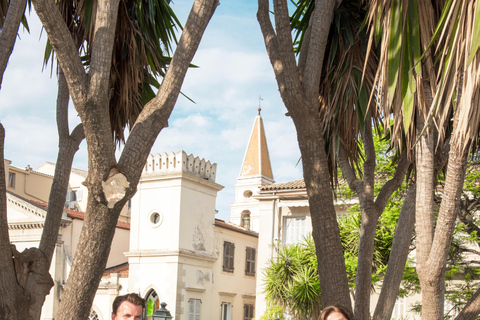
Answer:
143;151;217;182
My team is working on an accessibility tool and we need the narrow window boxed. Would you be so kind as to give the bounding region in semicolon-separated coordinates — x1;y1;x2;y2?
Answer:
241;211;251;229
221;302;232;320
223;241;235;273
243;304;254;320
245;247;256;276
66;189;77;202
392;296;405;319
188;298;201;320
144;289;159;320
8;172;15;188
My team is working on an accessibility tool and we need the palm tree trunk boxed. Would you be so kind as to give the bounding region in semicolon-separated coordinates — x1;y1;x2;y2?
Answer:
0;125;31;320
39;68;84;264
298;119;352;311
373;184;416;320
414;115;441;319
0;0;26;86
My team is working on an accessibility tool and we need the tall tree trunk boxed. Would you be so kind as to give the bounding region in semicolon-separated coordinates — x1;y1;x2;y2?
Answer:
422;142;468;319
39;68;84;264
351;115;378;320
0;125;31;319
298;120;352;311
0;0;27;87
0;69;84;320
28;0;219;317
257;0;352;311
414;115;441;319
373;184;416;320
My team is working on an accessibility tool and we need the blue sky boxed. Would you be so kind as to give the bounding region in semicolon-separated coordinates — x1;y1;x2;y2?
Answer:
0;0;302;221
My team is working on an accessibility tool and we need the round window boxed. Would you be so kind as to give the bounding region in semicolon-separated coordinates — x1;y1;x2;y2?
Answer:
243;190;253;198
149;211;163;227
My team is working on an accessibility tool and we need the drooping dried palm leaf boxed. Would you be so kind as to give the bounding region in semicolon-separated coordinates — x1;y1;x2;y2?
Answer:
292;0;380;186
45;0;181;145
364;0;480;156
106;0;181;144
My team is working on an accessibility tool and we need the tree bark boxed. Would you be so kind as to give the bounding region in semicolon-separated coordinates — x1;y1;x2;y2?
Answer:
414;114;443;319
373;184;416;320
0;0;27;88
258;0;352;312
0;125;30;319
39;68;85;264
455;287;480;320
0;69;84;320
29;0;218;318
338;115;411;319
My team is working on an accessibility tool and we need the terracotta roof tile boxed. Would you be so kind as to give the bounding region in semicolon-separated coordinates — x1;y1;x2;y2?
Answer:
29;199;130;230
214;219;258;237
260;179;306;191
103;262;129;277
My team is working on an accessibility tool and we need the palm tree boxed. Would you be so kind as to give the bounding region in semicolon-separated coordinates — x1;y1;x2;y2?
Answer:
364;1;480;318
0;0;215;319
263;206;412;320
50;0;182;143
264;236;321;319
289;1;415;318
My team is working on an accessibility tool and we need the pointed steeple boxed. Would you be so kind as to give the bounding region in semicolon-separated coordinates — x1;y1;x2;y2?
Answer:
239;108;274;181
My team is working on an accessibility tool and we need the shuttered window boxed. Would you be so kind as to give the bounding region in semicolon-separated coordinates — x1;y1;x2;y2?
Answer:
223;241;235;272
243;304;254;320
283;216;306;245
188;299;201;320
245;247;256;276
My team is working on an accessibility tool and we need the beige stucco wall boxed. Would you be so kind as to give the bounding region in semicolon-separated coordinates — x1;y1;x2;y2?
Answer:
6;161;53;202
213;226;258;320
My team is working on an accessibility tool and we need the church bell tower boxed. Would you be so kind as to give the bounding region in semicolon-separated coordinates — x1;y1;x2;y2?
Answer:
230;108;275;232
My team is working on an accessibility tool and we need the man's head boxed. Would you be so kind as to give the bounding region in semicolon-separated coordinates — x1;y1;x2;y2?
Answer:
112;293;145;320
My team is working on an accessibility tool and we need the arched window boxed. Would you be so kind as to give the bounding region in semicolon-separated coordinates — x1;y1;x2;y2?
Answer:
145;289;160;320
241;211;251;229
89;310;99;320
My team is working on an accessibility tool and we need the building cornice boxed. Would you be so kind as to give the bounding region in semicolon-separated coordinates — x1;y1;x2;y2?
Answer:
7;193;46;219
8;220;71;230
125;248;217;262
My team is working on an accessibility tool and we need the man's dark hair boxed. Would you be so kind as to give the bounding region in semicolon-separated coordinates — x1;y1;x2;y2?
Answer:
112;293;146;315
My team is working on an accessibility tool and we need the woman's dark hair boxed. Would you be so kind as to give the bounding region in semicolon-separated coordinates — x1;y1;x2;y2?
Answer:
318;305;352;320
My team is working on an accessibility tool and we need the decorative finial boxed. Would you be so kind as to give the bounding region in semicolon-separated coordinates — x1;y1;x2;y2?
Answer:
258;95;263;115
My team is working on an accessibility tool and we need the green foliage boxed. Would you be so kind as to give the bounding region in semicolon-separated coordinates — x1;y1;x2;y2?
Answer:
257;298;286;320
339;196;416;292
263;236;320;319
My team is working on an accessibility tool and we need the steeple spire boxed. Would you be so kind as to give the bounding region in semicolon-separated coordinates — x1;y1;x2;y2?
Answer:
239;108;274;180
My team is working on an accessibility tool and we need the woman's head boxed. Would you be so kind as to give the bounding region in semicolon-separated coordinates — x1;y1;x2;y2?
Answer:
318;305;352;320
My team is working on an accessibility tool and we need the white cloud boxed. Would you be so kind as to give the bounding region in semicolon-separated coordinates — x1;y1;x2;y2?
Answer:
0;1;305;223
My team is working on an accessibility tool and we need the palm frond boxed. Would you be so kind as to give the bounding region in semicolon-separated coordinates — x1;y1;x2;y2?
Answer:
44;0;182;145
